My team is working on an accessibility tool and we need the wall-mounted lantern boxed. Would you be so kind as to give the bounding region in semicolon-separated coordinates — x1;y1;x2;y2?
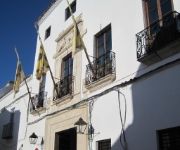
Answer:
74;117;87;134
29;132;38;144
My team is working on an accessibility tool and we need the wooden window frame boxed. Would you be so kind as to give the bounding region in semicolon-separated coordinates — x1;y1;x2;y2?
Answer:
61;53;73;79
142;0;174;27
94;24;112;58
65;0;76;21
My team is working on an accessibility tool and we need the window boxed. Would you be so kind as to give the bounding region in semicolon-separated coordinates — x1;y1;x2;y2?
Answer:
45;26;51;39
95;24;112;58
85;24;115;85
65;0;76;20
2;112;14;139
39;74;46;93
136;0;179;63
61;53;73;78
94;24;113;78
55;53;73;98
97;139;111;150
144;0;173;26
30;75;47;112
54;54;73;99
38;74;46;108
2;122;13;139
157;126;180;150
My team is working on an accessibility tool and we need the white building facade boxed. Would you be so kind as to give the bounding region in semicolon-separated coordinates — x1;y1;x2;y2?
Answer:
0;0;180;150
0;76;46;150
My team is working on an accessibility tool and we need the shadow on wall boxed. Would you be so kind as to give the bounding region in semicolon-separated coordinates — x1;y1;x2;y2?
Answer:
111;60;180;150
0;108;21;150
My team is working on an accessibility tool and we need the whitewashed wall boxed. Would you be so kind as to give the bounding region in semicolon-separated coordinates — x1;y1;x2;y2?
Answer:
0;77;46;150
34;0;180;150
34;0;180;99
0;0;179;149
91;63;180;150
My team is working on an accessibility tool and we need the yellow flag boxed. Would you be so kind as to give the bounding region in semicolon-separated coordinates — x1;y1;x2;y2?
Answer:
72;25;82;55
36;44;49;80
13;61;25;93
65;0;82;54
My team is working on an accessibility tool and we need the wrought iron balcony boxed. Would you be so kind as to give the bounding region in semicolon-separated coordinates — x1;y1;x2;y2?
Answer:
54;75;73;100
30;91;47;112
136;11;180;63
85;51;116;85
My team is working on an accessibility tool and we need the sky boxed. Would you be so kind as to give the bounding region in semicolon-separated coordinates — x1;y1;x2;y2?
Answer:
0;0;53;88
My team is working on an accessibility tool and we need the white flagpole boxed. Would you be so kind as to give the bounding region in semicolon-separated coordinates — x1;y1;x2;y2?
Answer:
14;47;35;110
65;0;95;76
34;25;59;97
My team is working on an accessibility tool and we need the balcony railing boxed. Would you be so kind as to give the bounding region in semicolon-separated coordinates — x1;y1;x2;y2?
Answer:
54;75;73;100
85;51;116;85
30;91;47;112
136;11;180;61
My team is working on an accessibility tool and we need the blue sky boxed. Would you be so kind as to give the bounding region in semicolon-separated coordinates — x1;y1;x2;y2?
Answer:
0;0;52;88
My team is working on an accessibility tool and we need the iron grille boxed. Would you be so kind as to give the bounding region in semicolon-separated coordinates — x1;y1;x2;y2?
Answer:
158;126;180;150
30;91;47;112
97;139;111;150
54;75;73;99
85;51;115;85
136;11;180;61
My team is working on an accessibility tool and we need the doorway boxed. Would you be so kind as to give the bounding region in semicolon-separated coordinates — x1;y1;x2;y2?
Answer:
55;128;77;150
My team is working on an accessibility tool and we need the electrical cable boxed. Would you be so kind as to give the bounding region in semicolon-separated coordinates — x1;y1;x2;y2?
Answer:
0;55;179;150
117;90;128;150
27;57;180;126
118;91;127;129
2;57;179;126
88;100;94;150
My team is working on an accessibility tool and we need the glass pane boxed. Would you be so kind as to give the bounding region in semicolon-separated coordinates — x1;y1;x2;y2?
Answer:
64;60;68;77
105;29;112;51
65;1;76;20
148;0;159;24
63;68;68;77
39;74;46;92
71;0;76;13
69;58;73;75
160;0;172;16
62;55;73;78
97;35;105;57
